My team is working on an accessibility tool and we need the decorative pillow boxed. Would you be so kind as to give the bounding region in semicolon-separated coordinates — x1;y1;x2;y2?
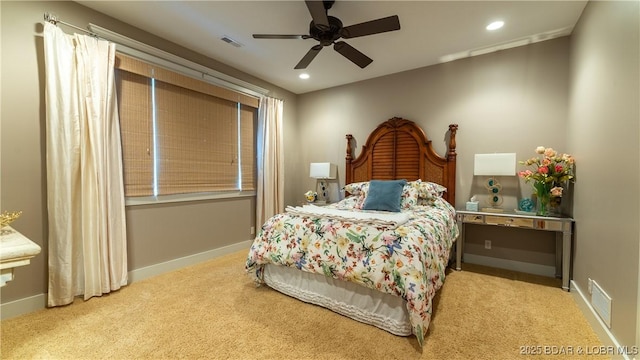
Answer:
362;179;407;212
343;182;370;209
425;182;447;198
355;193;367;210
334;195;361;210
421;195;446;206
343;181;369;196
400;182;421;209
411;179;447;200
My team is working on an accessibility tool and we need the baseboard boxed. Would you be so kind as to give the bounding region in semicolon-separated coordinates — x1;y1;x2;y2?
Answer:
463;253;556;277
0;240;253;321
571;280;632;360
128;239;253;283
0;293;48;321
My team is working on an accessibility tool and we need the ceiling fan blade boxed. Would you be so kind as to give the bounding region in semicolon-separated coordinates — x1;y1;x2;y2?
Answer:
341;15;401;39
305;0;330;30
253;34;310;39
333;41;372;68
295;45;323;69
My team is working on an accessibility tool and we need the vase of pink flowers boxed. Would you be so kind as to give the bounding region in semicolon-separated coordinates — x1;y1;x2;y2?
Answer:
518;146;575;216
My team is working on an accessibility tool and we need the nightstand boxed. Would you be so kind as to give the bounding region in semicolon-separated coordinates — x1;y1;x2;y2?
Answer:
300;201;331;207
455;210;574;291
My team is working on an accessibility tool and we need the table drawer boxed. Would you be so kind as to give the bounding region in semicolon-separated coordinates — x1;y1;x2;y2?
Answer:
462;214;484;223
485;215;534;228
536;220;564;231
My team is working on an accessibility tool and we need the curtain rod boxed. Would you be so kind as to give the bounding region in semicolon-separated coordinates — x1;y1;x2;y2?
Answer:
87;23;270;98
42;12;279;100
44;13;98;37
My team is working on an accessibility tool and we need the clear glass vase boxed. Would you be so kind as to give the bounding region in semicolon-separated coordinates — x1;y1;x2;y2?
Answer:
537;193;550;216
534;182;552;216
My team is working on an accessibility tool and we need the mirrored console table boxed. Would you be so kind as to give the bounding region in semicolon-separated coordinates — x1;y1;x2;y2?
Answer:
455;210;574;291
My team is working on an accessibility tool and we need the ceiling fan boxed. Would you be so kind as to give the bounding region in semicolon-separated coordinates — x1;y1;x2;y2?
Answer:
252;0;401;69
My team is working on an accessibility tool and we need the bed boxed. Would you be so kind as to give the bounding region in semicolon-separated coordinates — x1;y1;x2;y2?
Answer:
246;117;459;346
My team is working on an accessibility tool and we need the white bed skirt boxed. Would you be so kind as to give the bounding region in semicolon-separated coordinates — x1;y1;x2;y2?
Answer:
263;264;412;336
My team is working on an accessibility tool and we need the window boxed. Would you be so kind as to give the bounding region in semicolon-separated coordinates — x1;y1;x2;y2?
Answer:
114;54;258;197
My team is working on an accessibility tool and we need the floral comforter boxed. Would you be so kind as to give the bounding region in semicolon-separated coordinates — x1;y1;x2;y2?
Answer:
245;197;459;346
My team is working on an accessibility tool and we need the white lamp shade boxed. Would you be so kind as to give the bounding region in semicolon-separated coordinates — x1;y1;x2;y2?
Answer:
309;162;336;179
474;153;516;176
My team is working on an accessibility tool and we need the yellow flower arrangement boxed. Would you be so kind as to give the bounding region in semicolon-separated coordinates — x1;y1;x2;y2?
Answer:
0;210;22;228
304;190;317;203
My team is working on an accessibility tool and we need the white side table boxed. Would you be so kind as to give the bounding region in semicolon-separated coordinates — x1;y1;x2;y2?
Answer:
0;226;42;287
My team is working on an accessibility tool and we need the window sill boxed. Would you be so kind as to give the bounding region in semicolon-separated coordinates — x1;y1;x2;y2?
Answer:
125;191;256;207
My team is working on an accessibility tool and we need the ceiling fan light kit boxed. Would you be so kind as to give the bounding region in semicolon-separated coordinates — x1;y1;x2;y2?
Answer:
253;0;401;69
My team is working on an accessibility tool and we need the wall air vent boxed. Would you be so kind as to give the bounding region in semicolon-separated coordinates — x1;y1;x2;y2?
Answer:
221;36;243;48
591;280;612;328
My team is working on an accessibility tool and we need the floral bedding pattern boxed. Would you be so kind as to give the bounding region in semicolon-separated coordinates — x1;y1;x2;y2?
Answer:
245;196;459;347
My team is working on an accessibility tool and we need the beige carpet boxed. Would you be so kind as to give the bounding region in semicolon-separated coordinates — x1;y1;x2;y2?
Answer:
1;250;605;360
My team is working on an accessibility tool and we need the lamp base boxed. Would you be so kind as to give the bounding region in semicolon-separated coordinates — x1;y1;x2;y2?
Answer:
481;207;505;213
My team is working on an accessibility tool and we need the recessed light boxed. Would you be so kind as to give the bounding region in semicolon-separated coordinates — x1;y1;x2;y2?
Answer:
486;21;504;31
299;73;310;80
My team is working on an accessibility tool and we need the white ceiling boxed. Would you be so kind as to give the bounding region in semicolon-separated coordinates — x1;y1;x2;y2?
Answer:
76;1;588;94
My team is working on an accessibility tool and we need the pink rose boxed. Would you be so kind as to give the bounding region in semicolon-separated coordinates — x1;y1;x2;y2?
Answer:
538;166;549;174
551;186;563;197
518;170;533;178
555;165;563;173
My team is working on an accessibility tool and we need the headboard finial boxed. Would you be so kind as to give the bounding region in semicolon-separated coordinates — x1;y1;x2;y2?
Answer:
448;124;458;160
346;134;354;180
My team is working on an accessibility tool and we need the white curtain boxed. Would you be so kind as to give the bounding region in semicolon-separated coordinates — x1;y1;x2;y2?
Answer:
43;23;128;307
256;97;284;230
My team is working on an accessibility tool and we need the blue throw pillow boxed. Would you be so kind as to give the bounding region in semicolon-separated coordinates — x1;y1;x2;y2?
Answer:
362;179;407;212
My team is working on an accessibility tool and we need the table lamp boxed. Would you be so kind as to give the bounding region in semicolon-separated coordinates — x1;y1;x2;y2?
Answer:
474;153;516;212
309;162;336;204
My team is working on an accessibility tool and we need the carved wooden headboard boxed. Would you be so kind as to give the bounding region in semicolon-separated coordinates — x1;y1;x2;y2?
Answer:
345;117;458;205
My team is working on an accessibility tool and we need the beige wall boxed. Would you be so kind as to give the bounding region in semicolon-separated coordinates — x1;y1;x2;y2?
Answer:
567;0;639;348
0;1;299;304
297;38;571;209
297;38;571;270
